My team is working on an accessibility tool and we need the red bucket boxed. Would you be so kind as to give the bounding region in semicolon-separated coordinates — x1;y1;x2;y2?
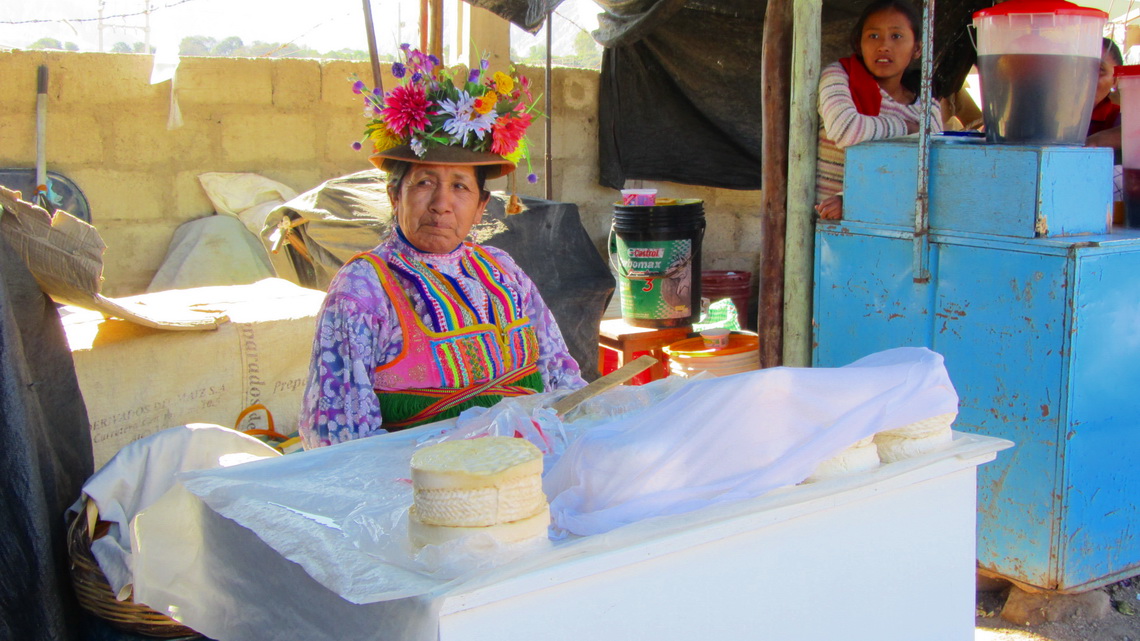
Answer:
701;270;752;327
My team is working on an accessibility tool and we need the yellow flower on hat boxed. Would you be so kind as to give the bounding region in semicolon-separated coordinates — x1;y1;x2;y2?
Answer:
493;71;514;95
367;123;403;153
504;137;528;165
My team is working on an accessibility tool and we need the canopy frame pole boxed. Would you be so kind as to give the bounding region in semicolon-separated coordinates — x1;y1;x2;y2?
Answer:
545;11;554;200
361;0;384;93
912;0;936;284
782;0;822;367
759;0;793;369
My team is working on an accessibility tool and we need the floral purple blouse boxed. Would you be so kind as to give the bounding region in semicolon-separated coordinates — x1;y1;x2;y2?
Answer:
298;232;586;449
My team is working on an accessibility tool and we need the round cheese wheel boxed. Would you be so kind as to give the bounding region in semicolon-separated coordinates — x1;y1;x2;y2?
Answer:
408;503;551;548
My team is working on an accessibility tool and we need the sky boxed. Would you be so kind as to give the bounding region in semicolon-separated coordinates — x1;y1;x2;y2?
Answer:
0;0;601;58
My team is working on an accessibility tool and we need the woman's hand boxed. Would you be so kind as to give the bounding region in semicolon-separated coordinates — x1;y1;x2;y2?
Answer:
815;195;844;221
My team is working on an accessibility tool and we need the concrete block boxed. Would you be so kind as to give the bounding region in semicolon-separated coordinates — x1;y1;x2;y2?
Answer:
164;116;217;166
40;110;106;165
179;58;273;107
221;113;317;165
173;170;220;221
257;169;320;197
0;51;48;116
558;70;598;113
702;254;760;296
55;52;165;108
272;59;320;111
65;168;171;222
738;211;764;252
322;111;370;164
711;187;763;210
105;111;184;167
703;210;741;257
516;64;547;101
320;60;380;110
98;221;183;296
552;115;597;161
0;114;36;166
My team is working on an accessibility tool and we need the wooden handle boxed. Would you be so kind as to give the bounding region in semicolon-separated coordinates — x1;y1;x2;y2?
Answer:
550;355;658;417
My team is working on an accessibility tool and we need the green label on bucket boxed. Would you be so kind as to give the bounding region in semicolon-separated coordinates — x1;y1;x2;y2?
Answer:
614;237;694;320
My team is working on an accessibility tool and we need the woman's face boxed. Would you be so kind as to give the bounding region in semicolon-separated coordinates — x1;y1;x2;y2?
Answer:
1096;49;1117;105
391;163;489;254
859;8;919;83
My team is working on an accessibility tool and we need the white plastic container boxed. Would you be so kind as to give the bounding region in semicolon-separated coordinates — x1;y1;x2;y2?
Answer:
972;0;1107;144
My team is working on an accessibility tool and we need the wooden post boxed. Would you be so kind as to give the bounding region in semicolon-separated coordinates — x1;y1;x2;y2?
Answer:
361;0;384;93
429;0;444;62
419;0;429;53
759;0;793;369
782;0;822;367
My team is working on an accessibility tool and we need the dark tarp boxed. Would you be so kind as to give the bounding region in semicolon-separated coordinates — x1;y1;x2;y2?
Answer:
464;0;988;190
0;237;94;641
268;170;614;380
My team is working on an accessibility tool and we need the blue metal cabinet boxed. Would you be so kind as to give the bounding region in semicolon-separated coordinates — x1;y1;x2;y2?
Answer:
814;139;1140;591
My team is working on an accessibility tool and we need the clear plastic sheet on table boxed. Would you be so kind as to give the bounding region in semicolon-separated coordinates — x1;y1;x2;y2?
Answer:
129;347;962;640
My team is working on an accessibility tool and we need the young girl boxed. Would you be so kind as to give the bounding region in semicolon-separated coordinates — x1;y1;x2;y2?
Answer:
815;0;942;221
1087;38;1123;146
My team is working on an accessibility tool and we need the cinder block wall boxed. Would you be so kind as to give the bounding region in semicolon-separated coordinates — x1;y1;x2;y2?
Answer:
0;51;763;298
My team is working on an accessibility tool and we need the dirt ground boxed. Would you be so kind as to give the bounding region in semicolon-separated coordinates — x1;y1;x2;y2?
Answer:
975;577;1140;641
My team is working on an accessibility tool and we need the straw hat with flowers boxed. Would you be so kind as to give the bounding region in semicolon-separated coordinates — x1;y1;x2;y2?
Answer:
351;44;541;182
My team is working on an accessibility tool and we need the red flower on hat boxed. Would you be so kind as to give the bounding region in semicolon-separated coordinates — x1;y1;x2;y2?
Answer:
491;111;533;156
380;84;432;138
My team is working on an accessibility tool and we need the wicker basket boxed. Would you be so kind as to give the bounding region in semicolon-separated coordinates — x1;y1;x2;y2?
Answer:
67;497;202;638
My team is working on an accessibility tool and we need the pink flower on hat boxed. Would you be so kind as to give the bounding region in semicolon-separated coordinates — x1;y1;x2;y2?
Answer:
380;84;432;138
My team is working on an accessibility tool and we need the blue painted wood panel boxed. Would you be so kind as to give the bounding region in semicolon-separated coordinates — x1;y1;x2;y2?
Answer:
843;138;1112;238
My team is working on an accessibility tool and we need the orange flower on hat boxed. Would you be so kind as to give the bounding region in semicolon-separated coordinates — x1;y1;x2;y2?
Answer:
473;91;498;114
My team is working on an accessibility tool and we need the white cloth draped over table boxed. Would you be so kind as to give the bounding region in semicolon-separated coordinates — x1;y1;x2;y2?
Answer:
128;347;961;641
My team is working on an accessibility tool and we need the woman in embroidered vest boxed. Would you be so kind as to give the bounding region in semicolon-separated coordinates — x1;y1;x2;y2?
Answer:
299;47;585;449
815;0;942;221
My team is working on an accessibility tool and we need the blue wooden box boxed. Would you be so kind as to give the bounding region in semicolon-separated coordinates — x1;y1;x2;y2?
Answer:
813;219;1140;592
843;137;1114;238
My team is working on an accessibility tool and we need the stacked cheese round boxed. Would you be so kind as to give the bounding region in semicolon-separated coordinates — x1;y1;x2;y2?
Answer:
873;412;956;464
408;436;550;548
804;435;881;483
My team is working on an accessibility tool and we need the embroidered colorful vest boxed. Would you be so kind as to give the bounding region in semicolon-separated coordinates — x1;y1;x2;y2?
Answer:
358;246;543;430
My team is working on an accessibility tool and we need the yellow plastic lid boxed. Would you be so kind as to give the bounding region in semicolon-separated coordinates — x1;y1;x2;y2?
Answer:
664;333;760;358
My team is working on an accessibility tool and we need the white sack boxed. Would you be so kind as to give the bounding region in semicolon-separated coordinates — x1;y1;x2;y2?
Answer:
544;346;959;536
198;172;298;236
64;278;325;467
68;424;279;596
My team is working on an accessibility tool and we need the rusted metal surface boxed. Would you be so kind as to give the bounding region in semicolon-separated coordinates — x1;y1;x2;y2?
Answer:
813;218;1140;591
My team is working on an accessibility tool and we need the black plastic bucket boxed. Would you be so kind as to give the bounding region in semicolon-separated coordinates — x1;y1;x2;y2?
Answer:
610;199;706;328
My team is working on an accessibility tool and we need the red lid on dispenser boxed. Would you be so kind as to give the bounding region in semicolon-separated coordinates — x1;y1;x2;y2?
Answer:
973;0;1107;19
1116;65;1140;78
